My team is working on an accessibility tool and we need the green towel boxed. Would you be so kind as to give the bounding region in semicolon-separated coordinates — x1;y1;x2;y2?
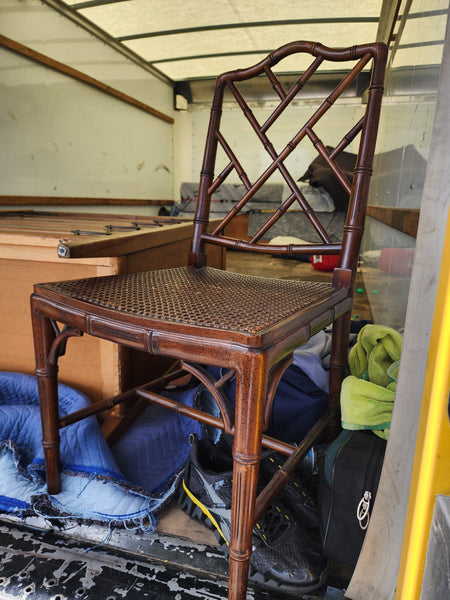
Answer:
341;377;395;439
349;324;403;387
341;325;402;440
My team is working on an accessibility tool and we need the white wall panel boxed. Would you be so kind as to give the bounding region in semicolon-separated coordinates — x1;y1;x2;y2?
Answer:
179;99;365;193
1;0;172;110
0;0;174;201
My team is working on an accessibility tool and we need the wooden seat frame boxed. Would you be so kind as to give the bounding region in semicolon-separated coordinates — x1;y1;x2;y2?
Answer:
31;41;387;600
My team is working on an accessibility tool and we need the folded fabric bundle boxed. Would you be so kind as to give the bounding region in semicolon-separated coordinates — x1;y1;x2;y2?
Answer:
348;324;402;388
341;325;402;440
340;377;395;440
0;371;200;528
298;146;357;211
292;329;333;394
202;363;329;444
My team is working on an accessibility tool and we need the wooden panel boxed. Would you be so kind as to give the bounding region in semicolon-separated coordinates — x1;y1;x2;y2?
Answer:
366;205;420;238
0;212;225;404
0;258;122;403
224;213;250;241
125;238;224;272
58;220;195;259
0;212;195;258
0;196;174;206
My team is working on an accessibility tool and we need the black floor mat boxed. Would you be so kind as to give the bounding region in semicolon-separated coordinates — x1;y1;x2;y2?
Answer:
0;518;346;599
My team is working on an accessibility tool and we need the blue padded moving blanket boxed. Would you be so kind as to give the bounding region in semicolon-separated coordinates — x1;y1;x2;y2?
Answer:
0;371;201;528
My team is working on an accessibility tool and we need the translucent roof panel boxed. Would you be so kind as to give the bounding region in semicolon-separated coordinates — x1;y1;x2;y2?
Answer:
63;0;448;81
72;0;382;37
124;22;381;80
392;9;448;69
67;0;384;80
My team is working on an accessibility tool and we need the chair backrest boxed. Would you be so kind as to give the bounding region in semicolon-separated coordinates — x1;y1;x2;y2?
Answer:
189;41;387;284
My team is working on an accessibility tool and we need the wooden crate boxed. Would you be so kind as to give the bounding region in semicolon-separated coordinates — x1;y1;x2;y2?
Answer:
0;211;225;403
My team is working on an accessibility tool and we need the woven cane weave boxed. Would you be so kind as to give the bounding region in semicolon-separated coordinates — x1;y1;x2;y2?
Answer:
41;267;339;335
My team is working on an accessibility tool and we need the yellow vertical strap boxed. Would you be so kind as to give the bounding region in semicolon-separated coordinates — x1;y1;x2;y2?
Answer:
396;213;450;599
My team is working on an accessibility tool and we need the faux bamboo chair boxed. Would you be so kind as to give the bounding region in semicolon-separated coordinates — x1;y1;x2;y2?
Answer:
31;41;386;600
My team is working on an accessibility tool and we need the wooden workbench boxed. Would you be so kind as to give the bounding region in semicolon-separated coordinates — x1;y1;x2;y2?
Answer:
0;211;224;403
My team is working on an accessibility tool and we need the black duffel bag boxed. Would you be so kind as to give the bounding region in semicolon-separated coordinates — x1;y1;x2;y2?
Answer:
318;429;387;568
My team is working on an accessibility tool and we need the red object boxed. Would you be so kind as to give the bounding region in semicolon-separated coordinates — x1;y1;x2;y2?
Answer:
309;254;340;271
377;248;414;275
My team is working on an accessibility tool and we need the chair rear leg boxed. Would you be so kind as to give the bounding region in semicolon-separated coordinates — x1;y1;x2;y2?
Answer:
228;354;267;600
31;298;61;495
328;311;352;438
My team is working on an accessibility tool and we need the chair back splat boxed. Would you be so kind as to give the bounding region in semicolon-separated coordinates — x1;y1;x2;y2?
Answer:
31;41;386;600
190;41;386;286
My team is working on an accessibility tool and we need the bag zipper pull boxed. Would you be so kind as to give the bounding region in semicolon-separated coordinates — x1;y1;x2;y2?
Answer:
357;491;372;530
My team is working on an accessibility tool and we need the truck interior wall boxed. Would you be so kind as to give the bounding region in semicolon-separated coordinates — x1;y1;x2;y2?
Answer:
0;1;449;598
0;0;175;213
360;0;448;330
347;1;450;598
183;100;365;188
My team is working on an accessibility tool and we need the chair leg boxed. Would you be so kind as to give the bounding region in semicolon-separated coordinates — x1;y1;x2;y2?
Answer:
328;311;352;436
228;354;267;600
31;301;61;495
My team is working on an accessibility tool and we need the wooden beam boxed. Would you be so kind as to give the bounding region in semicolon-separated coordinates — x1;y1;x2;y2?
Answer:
0;34;174;125
385;0;413;71
376;0;404;46
0;196;174;206
367;205;420;238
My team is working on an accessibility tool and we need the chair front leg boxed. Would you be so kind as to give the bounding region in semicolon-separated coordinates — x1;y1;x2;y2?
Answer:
228;352;268;600
31;298;62;495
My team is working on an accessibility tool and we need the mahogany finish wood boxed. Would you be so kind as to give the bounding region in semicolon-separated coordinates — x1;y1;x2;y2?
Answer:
31;41;387;600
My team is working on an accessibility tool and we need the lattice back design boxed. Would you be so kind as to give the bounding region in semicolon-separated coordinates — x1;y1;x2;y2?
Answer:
189;41;387;270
